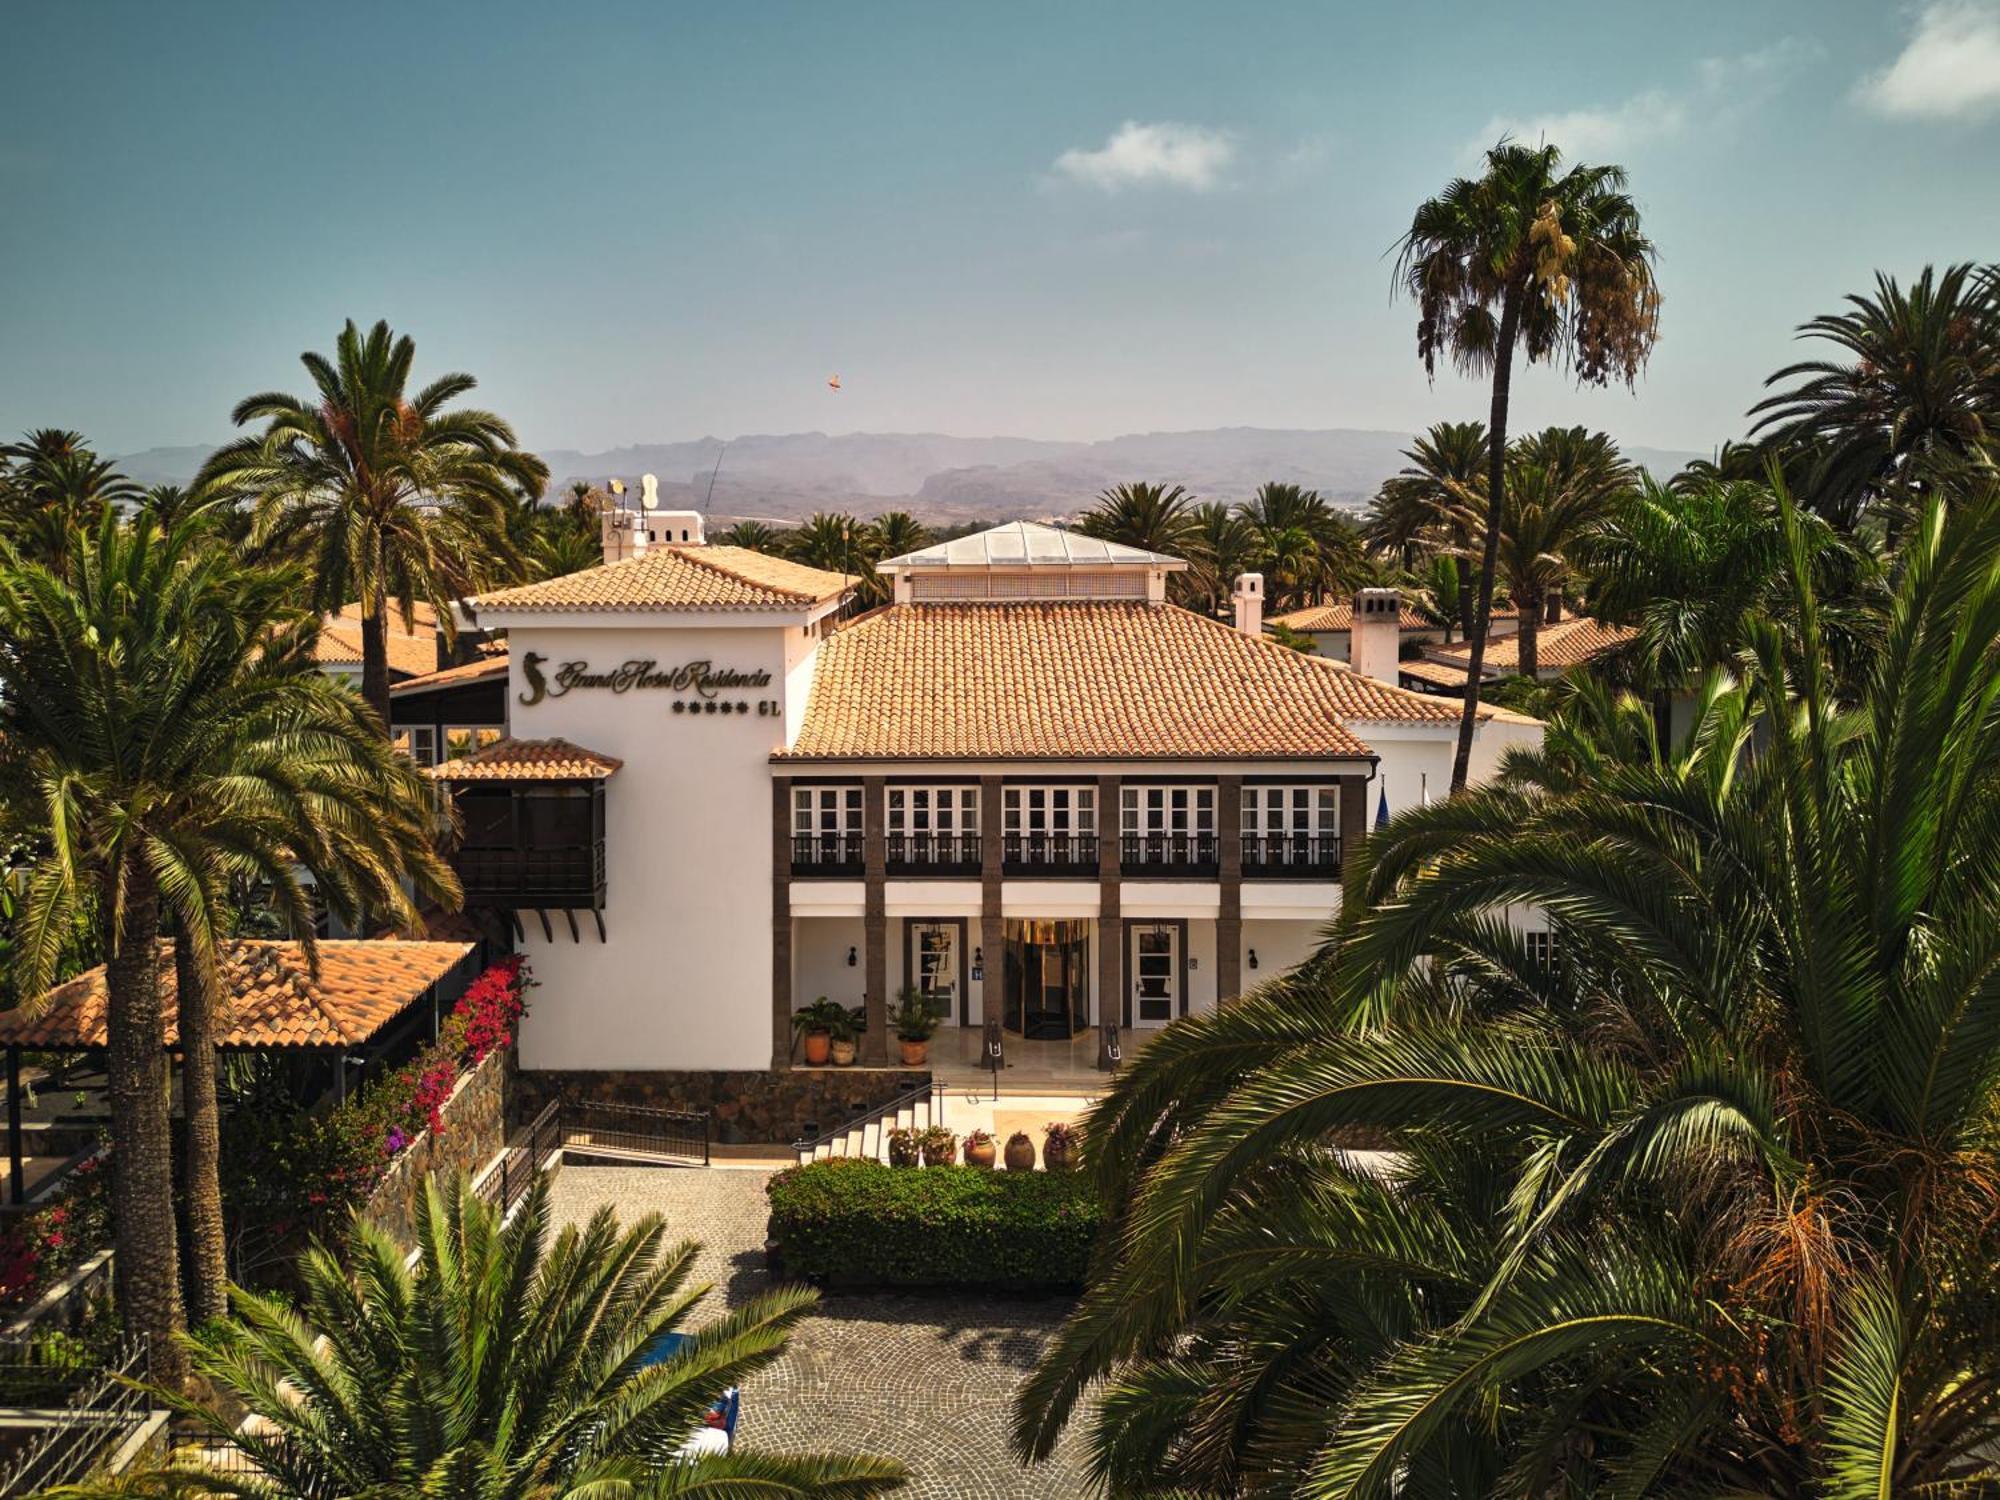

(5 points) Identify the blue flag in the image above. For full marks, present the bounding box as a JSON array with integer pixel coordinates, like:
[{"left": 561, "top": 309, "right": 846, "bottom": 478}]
[{"left": 1375, "top": 784, "right": 1390, "bottom": 830}]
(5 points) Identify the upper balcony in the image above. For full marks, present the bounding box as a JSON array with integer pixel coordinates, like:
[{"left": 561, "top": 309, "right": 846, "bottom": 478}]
[
  {"left": 1120, "top": 833, "right": 1219, "bottom": 878},
  {"left": 1241, "top": 832, "right": 1341, "bottom": 879},
  {"left": 792, "top": 833, "right": 864, "bottom": 877},
  {"left": 1003, "top": 833, "right": 1101, "bottom": 877},
  {"left": 886, "top": 832, "right": 981, "bottom": 876}
]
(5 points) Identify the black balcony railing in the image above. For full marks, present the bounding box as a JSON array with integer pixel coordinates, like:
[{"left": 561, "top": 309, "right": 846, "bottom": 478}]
[
  {"left": 1121, "top": 832, "right": 1219, "bottom": 875},
  {"left": 1241, "top": 833, "right": 1342, "bottom": 877},
  {"left": 1002, "top": 832, "right": 1101, "bottom": 876},
  {"left": 885, "top": 832, "right": 982, "bottom": 874},
  {"left": 457, "top": 843, "right": 606, "bottom": 908},
  {"left": 792, "top": 832, "right": 864, "bottom": 875}
]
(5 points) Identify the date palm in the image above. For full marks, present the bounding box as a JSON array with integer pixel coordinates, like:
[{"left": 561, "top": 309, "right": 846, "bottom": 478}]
[
  {"left": 1492, "top": 428, "right": 1631, "bottom": 677},
  {"left": 1396, "top": 141, "right": 1660, "bottom": 792},
  {"left": 1236, "top": 482, "right": 1364, "bottom": 610},
  {"left": 870, "top": 510, "right": 930, "bottom": 563},
  {"left": 1014, "top": 482, "right": 2000, "bottom": 1494},
  {"left": 1076, "top": 481, "right": 1198, "bottom": 558},
  {"left": 783, "top": 512, "right": 876, "bottom": 606},
  {"left": 1365, "top": 422, "right": 1488, "bottom": 635},
  {"left": 200, "top": 319, "right": 548, "bottom": 730},
  {"left": 1182, "top": 501, "right": 1260, "bottom": 617},
  {"left": 0, "top": 514, "right": 456, "bottom": 1376},
  {"left": 1751, "top": 262, "right": 2000, "bottom": 532},
  {"left": 67, "top": 1173, "right": 907, "bottom": 1498},
  {"left": 0, "top": 429, "right": 143, "bottom": 570},
  {"left": 712, "top": 519, "right": 779, "bottom": 551}
]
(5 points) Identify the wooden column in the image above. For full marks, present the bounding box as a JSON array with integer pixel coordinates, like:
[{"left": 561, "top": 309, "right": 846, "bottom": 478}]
[
  {"left": 7, "top": 1046, "right": 22, "bottom": 1206},
  {"left": 771, "top": 776, "right": 794, "bottom": 1068},
  {"left": 980, "top": 776, "right": 1004, "bottom": 1032},
  {"left": 1339, "top": 775, "right": 1370, "bottom": 889},
  {"left": 1097, "top": 775, "right": 1122, "bottom": 1054},
  {"left": 862, "top": 777, "right": 889, "bottom": 1065},
  {"left": 1217, "top": 775, "right": 1243, "bottom": 1003}
]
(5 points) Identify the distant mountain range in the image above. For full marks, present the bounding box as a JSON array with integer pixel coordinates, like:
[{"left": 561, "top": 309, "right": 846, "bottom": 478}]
[{"left": 115, "top": 427, "right": 1702, "bottom": 526}]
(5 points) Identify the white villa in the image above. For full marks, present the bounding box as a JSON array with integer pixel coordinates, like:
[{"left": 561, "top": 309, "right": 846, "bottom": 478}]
[{"left": 428, "top": 500, "right": 1541, "bottom": 1097}]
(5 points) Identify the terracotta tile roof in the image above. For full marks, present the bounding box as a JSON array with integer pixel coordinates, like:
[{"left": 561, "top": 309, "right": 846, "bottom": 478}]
[
  {"left": 315, "top": 603, "right": 445, "bottom": 679},
  {"left": 781, "top": 601, "right": 1498, "bottom": 763},
  {"left": 391, "top": 653, "right": 510, "bottom": 696},
  {"left": 429, "top": 737, "right": 623, "bottom": 781},
  {"left": 1398, "top": 656, "right": 1477, "bottom": 688},
  {"left": 1428, "top": 616, "right": 1637, "bottom": 674},
  {"left": 469, "top": 546, "right": 852, "bottom": 613},
  {"left": 1269, "top": 601, "right": 1438, "bottom": 632},
  {"left": 0, "top": 940, "right": 474, "bottom": 1050}
]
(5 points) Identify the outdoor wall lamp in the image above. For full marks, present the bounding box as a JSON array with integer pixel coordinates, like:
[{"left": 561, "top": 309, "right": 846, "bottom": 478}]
[
  {"left": 1248, "top": 948, "right": 1260, "bottom": 970},
  {"left": 972, "top": 946, "right": 983, "bottom": 967},
  {"left": 846, "top": 946, "right": 857, "bottom": 967}
]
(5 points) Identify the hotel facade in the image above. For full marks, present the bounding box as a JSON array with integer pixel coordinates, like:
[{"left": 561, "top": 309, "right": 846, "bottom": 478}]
[{"left": 433, "top": 510, "right": 1540, "bottom": 1092}]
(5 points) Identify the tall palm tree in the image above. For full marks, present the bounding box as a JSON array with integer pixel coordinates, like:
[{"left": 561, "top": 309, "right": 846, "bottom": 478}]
[
  {"left": 74, "top": 1173, "right": 907, "bottom": 1498},
  {"left": 0, "top": 430, "right": 143, "bottom": 570},
  {"left": 0, "top": 514, "right": 456, "bottom": 1376},
  {"left": 200, "top": 320, "right": 549, "bottom": 730},
  {"left": 1014, "top": 484, "right": 2000, "bottom": 1493},
  {"left": 1076, "top": 481, "right": 1198, "bottom": 557},
  {"left": 712, "top": 519, "right": 779, "bottom": 551},
  {"left": 1181, "top": 501, "right": 1260, "bottom": 617},
  {"left": 783, "top": 512, "right": 878, "bottom": 606},
  {"left": 1750, "top": 262, "right": 2000, "bottom": 532},
  {"left": 1365, "top": 422, "right": 1489, "bottom": 634},
  {"left": 870, "top": 510, "right": 930, "bottom": 563},
  {"left": 1396, "top": 141, "right": 1661, "bottom": 792}
]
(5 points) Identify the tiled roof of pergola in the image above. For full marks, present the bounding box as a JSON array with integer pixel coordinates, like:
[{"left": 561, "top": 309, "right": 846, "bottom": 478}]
[{"left": 429, "top": 737, "right": 623, "bottom": 781}]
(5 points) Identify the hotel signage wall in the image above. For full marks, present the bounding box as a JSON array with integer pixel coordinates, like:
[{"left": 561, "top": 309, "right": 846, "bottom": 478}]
[{"left": 517, "top": 651, "right": 779, "bottom": 716}]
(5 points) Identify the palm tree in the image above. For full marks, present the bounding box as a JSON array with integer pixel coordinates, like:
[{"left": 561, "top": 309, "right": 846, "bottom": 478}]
[
  {"left": 1236, "top": 482, "right": 1364, "bottom": 610},
  {"left": 1014, "top": 483, "right": 2000, "bottom": 1493},
  {"left": 73, "top": 1173, "right": 907, "bottom": 1498},
  {"left": 871, "top": 510, "right": 930, "bottom": 562},
  {"left": 1396, "top": 141, "right": 1661, "bottom": 792},
  {"left": 0, "top": 430, "right": 143, "bottom": 569},
  {"left": 1750, "top": 263, "right": 2000, "bottom": 531},
  {"left": 1364, "top": 422, "right": 1489, "bottom": 633},
  {"left": 1076, "top": 481, "right": 1198, "bottom": 557},
  {"left": 1491, "top": 427, "right": 1631, "bottom": 677},
  {"left": 0, "top": 514, "right": 456, "bottom": 1375},
  {"left": 713, "top": 519, "right": 780, "bottom": 551},
  {"left": 1181, "top": 502, "right": 1260, "bottom": 617},
  {"left": 200, "top": 319, "right": 549, "bottom": 730},
  {"left": 783, "top": 512, "right": 879, "bottom": 606}
]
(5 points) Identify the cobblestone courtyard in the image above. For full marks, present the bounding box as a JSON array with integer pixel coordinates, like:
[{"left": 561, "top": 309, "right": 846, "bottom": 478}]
[{"left": 548, "top": 1164, "right": 1095, "bottom": 1499}]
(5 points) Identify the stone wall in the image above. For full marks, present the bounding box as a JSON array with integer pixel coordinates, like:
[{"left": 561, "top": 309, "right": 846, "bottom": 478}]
[
  {"left": 514, "top": 1068, "right": 930, "bottom": 1145},
  {"left": 362, "top": 1047, "right": 512, "bottom": 1247}
]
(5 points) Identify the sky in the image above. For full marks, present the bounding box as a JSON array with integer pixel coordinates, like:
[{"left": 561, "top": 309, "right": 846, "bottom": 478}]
[{"left": 4, "top": 0, "right": 1999, "bottom": 460}]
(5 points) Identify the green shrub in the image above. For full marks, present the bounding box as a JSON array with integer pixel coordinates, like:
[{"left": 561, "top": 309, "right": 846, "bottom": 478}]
[{"left": 765, "top": 1158, "right": 1103, "bottom": 1292}]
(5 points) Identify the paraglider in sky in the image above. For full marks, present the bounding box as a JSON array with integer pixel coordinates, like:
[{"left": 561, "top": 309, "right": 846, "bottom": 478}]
[{"left": 827, "top": 373, "right": 842, "bottom": 390}]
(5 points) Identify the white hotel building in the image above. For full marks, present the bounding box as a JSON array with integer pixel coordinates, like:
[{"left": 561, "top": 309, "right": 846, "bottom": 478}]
[{"left": 436, "top": 511, "right": 1539, "bottom": 1100}]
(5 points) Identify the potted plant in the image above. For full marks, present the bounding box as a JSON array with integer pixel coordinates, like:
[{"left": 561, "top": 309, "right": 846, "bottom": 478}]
[
  {"left": 962, "top": 1128, "right": 996, "bottom": 1169},
  {"left": 919, "top": 1124, "right": 957, "bottom": 1166},
  {"left": 1042, "top": 1120, "right": 1081, "bottom": 1172},
  {"left": 791, "top": 997, "right": 846, "bottom": 1066},
  {"left": 828, "top": 1005, "right": 862, "bottom": 1067},
  {"left": 885, "top": 1126, "right": 920, "bottom": 1167},
  {"left": 1003, "top": 1130, "right": 1036, "bottom": 1172},
  {"left": 892, "top": 986, "right": 945, "bottom": 1066}
]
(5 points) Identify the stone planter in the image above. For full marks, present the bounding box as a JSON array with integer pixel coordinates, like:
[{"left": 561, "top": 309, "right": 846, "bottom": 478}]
[
  {"left": 898, "top": 1038, "right": 930, "bottom": 1066},
  {"left": 1003, "top": 1132, "right": 1036, "bottom": 1172},
  {"left": 801, "top": 1031, "right": 831, "bottom": 1066},
  {"left": 830, "top": 1038, "right": 858, "bottom": 1066},
  {"left": 964, "top": 1134, "right": 996, "bottom": 1169}
]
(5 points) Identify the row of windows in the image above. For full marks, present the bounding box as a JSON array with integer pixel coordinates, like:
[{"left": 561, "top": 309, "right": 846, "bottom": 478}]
[
  {"left": 392, "top": 725, "right": 504, "bottom": 767},
  {"left": 792, "top": 783, "right": 1339, "bottom": 838}
]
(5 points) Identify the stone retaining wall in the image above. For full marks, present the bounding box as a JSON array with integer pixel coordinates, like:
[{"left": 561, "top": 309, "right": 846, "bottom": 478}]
[
  {"left": 513, "top": 1068, "right": 929, "bottom": 1145},
  {"left": 362, "top": 1047, "right": 512, "bottom": 1246}
]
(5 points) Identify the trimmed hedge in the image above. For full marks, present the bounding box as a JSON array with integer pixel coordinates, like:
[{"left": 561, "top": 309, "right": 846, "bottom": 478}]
[{"left": 766, "top": 1158, "right": 1104, "bottom": 1292}]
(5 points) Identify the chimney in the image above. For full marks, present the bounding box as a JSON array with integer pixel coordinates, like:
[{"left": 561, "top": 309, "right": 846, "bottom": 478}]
[
  {"left": 1232, "top": 573, "right": 1265, "bottom": 637},
  {"left": 1351, "top": 587, "right": 1402, "bottom": 684},
  {"left": 1543, "top": 587, "right": 1564, "bottom": 625}
]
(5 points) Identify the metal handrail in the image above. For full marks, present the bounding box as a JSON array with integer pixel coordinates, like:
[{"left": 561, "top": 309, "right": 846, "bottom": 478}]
[
  {"left": 1240, "top": 833, "right": 1342, "bottom": 874},
  {"left": 0, "top": 1335, "right": 152, "bottom": 1494},
  {"left": 791, "top": 833, "right": 864, "bottom": 871},
  {"left": 564, "top": 1098, "right": 710, "bottom": 1166},
  {"left": 885, "top": 832, "right": 982, "bottom": 870},
  {"left": 790, "top": 1077, "right": 939, "bottom": 1163},
  {"left": 1120, "top": 832, "right": 1219, "bottom": 869},
  {"left": 1001, "top": 833, "right": 1100, "bottom": 870}
]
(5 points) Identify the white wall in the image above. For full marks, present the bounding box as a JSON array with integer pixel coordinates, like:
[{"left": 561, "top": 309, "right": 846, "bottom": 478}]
[
  {"left": 793, "top": 916, "right": 867, "bottom": 1013},
  {"left": 509, "top": 620, "right": 800, "bottom": 1071},
  {"left": 1242, "top": 918, "right": 1323, "bottom": 983}
]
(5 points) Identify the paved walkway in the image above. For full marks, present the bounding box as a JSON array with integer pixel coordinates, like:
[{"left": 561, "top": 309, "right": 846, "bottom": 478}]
[{"left": 548, "top": 1164, "right": 1094, "bottom": 1499}]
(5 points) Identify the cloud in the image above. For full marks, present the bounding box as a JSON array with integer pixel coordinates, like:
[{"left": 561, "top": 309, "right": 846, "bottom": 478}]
[
  {"left": 1051, "top": 121, "right": 1237, "bottom": 192},
  {"left": 1856, "top": 1, "right": 2000, "bottom": 120},
  {"left": 1473, "top": 39, "right": 1814, "bottom": 159}
]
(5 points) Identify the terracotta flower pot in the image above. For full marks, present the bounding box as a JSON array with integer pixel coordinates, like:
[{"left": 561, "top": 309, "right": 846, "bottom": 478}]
[
  {"left": 964, "top": 1136, "right": 996, "bottom": 1169},
  {"left": 830, "top": 1038, "right": 858, "bottom": 1066},
  {"left": 898, "top": 1038, "right": 929, "bottom": 1066},
  {"left": 802, "top": 1031, "right": 831, "bottom": 1066},
  {"left": 1003, "top": 1132, "right": 1036, "bottom": 1172},
  {"left": 1043, "top": 1136, "right": 1075, "bottom": 1172}
]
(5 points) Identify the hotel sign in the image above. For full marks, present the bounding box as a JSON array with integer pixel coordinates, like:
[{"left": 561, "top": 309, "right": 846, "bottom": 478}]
[{"left": 517, "top": 652, "right": 777, "bottom": 716}]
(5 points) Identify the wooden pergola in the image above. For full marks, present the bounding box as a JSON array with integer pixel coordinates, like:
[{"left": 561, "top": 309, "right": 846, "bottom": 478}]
[{"left": 0, "top": 939, "right": 478, "bottom": 1203}]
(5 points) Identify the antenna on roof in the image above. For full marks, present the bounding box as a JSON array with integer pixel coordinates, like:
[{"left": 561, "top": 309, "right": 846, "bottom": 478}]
[
  {"left": 640, "top": 474, "right": 659, "bottom": 511},
  {"left": 701, "top": 442, "right": 728, "bottom": 513}
]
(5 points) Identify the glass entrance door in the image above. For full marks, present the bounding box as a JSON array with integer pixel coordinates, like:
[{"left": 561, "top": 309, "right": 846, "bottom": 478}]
[
  {"left": 1130, "top": 924, "right": 1180, "bottom": 1029},
  {"left": 1002, "top": 919, "right": 1090, "bottom": 1039},
  {"left": 906, "top": 920, "right": 962, "bottom": 1026}
]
